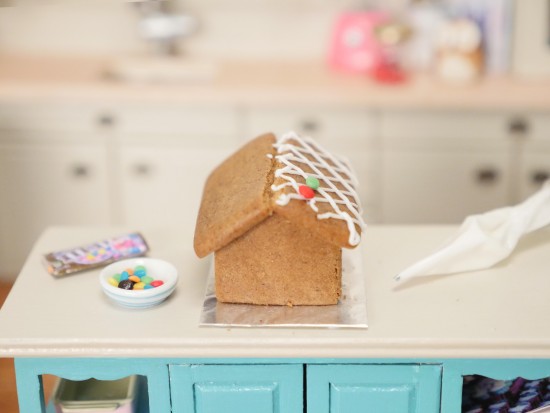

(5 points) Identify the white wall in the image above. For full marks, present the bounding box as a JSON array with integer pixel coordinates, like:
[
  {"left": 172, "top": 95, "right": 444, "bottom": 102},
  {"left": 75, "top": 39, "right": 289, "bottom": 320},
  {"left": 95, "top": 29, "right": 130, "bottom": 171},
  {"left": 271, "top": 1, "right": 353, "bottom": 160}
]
[
  {"left": 0, "top": 0, "right": 380, "bottom": 60},
  {"left": 0, "top": 1, "right": 146, "bottom": 56}
]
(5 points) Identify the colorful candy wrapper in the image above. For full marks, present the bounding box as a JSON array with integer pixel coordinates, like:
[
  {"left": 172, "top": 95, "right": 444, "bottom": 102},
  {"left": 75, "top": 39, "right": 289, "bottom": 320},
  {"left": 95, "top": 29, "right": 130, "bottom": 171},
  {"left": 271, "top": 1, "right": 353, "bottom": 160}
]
[{"left": 43, "top": 233, "right": 149, "bottom": 277}]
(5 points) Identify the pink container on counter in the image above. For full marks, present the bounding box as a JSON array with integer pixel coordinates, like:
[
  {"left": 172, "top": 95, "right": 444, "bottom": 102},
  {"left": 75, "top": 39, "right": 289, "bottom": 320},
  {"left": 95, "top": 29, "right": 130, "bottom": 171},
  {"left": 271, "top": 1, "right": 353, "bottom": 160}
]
[{"left": 328, "top": 11, "right": 388, "bottom": 74}]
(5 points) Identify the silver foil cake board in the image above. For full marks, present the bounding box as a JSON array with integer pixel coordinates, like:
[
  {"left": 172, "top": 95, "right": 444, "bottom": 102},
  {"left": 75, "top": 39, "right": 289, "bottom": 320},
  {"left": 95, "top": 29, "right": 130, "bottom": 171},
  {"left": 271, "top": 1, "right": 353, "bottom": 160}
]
[{"left": 199, "top": 248, "right": 368, "bottom": 329}]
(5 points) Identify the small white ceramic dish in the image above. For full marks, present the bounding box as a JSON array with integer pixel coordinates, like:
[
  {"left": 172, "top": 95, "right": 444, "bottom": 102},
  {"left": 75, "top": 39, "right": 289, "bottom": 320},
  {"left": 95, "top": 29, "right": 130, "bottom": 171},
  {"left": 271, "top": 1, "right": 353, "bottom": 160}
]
[{"left": 99, "top": 258, "right": 178, "bottom": 308}]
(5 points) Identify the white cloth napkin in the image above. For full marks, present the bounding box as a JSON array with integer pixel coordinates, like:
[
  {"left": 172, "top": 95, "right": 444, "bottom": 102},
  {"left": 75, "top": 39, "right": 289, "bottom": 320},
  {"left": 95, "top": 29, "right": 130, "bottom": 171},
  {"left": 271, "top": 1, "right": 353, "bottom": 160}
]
[{"left": 395, "top": 180, "right": 550, "bottom": 282}]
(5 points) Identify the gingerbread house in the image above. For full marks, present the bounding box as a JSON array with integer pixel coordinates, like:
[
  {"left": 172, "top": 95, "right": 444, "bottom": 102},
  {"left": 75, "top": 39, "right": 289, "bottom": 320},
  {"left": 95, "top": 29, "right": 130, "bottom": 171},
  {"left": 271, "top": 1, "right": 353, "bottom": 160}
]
[{"left": 193, "top": 131, "right": 365, "bottom": 306}]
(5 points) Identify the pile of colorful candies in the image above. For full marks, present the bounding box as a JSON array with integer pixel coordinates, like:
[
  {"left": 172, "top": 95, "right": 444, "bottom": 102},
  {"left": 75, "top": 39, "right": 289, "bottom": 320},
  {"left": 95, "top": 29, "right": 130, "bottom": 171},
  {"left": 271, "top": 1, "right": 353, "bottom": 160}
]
[
  {"left": 107, "top": 265, "right": 164, "bottom": 291},
  {"left": 462, "top": 375, "right": 550, "bottom": 413}
]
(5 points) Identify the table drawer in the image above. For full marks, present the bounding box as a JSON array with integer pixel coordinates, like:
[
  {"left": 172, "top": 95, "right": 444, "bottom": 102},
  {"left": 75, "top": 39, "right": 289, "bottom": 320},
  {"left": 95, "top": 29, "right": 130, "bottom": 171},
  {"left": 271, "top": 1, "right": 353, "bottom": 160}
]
[
  {"left": 169, "top": 364, "right": 303, "bottom": 413},
  {"left": 308, "top": 364, "right": 442, "bottom": 413},
  {"left": 380, "top": 111, "right": 508, "bottom": 141},
  {"left": 114, "top": 105, "right": 240, "bottom": 136},
  {"left": 244, "top": 107, "right": 376, "bottom": 142},
  {"left": 0, "top": 103, "right": 101, "bottom": 132}
]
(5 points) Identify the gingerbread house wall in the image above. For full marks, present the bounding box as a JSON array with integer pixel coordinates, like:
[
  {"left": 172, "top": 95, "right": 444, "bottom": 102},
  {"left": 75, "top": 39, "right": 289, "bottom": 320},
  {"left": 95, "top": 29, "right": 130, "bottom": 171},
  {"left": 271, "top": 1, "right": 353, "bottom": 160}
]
[{"left": 214, "top": 213, "right": 342, "bottom": 306}]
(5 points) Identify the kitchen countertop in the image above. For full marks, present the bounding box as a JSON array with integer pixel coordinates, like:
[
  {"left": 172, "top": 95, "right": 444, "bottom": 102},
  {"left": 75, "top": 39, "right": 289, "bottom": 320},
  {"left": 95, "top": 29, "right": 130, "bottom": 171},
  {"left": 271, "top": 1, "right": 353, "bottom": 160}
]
[
  {"left": 0, "top": 224, "right": 549, "bottom": 359},
  {"left": 2, "top": 55, "right": 550, "bottom": 109}
]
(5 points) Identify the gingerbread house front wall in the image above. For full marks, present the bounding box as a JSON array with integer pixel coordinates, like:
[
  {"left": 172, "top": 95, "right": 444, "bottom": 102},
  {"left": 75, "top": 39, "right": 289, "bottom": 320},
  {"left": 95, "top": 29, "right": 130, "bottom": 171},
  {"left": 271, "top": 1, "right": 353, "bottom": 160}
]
[{"left": 214, "top": 213, "right": 342, "bottom": 306}]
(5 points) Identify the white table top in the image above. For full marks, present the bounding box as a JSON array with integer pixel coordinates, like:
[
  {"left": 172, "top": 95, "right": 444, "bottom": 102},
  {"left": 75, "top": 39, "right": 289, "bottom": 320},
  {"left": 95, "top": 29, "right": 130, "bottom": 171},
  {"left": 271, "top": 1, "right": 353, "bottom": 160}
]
[{"left": 0, "top": 225, "right": 549, "bottom": 359}]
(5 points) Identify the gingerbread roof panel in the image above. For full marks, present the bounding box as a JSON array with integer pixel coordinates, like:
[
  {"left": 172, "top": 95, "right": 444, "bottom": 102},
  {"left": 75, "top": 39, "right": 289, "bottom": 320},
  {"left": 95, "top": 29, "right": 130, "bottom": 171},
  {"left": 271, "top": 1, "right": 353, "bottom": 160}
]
[
  {"left": 193, "top": 133, "right": 277, "bottom": 257},
  {"left": 270, "top": 132, "right": 366, "bottom": 248}
]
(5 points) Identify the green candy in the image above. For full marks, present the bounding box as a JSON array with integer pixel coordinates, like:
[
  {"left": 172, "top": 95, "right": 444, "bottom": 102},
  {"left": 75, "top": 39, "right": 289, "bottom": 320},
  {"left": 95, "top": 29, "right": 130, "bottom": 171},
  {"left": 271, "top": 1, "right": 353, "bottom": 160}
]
[
  {"left": 112, "top": 273, "right": 121, "bottom": 282},
  {"left": 306, "top": 176, "right": 320, "bottom": 190},
  {"left": 141, "top": 276, "right": 154, "bottom": 285}
]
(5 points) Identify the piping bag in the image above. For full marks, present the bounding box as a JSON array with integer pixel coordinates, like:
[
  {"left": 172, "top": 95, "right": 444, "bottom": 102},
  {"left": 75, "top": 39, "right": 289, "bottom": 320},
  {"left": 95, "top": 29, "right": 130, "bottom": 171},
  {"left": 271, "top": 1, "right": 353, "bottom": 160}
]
[{"left": 395, "top": 180, "right": 550, "bottom": 283}]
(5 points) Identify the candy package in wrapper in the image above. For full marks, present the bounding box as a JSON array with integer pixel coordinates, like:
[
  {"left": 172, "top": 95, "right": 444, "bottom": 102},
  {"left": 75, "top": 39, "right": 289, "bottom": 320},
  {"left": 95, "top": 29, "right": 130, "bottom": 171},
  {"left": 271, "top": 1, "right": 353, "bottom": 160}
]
[{"left": 43, "top": 233, "right": 149, "bottom": 277}]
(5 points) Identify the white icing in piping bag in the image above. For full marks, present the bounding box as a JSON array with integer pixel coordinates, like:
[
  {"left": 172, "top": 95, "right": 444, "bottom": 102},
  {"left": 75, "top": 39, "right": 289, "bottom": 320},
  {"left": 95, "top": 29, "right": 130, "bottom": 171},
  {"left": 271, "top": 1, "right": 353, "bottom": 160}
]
[{"left": 395, "top": 180, "right": 550, "bottom": 282}]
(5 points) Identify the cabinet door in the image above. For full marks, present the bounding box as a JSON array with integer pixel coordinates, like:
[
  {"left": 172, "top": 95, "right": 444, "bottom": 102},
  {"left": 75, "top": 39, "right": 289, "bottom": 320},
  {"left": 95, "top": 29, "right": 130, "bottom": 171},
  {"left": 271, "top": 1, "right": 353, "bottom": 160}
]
[
  {"left": 380, "top": 111, "right": 511, "bottom": 224},
  {"left": 519, "top": 147, "right": 550, "bottom": 200},
  {"left": 170, "top": 364, "right": 303, "bottom": 413},
  {"left": 243, "top": 107, "right": 376, "bottom": 142},
  {"left": 517, "top": 114, "right": 550, "bottom": 201},
  {"left": 307, "top": 364, "right": 441, "bottom": 413},
  {"left": 0, "top": 138, "right": 110, "bottom": 277},
  {"left": 381, "top": 146, "right": 511, "bottom": 223},
  {"left": 117, "top": 143, "right": 233, "bottom": 235}
]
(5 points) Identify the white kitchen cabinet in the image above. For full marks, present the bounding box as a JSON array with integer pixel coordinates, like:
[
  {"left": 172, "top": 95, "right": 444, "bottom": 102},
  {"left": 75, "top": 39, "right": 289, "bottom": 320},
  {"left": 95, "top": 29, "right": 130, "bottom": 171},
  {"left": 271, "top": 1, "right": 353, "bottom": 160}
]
[
  {"left": 1, "top": 102, "right": 548, "bottom": 279},
  {"left": 517, "top": 114, "right": 550, "bottom": 200},
  {"left": 243, "top": 106, "right": 376, "bottom": 142},
  {"left": 380, "top": 111, "right": 514, "bottom": 223},
  {"left": 114, "top": 105, "right": 239, "bottom": 137},
  {"left": 113, "top": 105, "right": 241, "bottom": 237},
  {"left": 0, "top": 103, "right": 102, "bottom": 133},
  {"left": 0, "top": 131, "right": 110, "bottom": 278},
  {"left": 0, "top": 103, "right": 241, "bottom": 280},
  {"left": 380, "top": 111, "right": 508, "bottom": 141},
  {"left": 116, "top": 139, "right": 234, "bottom": 238},
  {"left": 519, "top": 147, "right": 550, "bottom": 200},
  {"left": 381, "top": 143, "right": 511, "bottom": 223},
  {"left": 244, "top": 107, "right": 381, "bottom": 222}
]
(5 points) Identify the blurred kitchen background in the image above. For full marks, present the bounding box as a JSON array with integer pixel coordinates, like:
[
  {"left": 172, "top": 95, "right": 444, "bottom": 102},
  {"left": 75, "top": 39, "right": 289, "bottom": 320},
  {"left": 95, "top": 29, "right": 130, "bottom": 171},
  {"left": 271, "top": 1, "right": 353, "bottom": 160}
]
[{"left": 0, "top": 0, "right": 550, "bottom": 282}]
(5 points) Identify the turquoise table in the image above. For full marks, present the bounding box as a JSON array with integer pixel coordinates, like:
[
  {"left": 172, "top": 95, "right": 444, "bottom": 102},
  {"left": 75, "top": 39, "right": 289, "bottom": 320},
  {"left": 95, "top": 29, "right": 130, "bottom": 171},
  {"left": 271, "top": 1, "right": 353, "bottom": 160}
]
[{"left": 1, "top": 226, "right": 549, "bottom": 413}]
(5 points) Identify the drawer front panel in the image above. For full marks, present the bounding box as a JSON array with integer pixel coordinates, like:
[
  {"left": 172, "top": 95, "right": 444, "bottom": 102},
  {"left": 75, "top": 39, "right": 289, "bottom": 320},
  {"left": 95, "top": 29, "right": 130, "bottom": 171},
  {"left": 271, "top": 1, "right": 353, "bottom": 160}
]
[
  {"left": 115, "top": 105, "right": 239, "bottom": 136},
  {"left": 170, "top": 364, "right": 303, "bottom": 413},
  {"left": 0, "top": 103, "right": 101, "bottom": 132},
  {"left": 380, "top": 111, "right": 507, "bottom": 141},
  {"left": 307, "top": 364, "right": 441, "bottom": 413},
  {"left": 244, "top": 107, "right": 376, "bottom": 143},
  {"left": 381, "top": 147, "right": 511, "bottom": 223}
]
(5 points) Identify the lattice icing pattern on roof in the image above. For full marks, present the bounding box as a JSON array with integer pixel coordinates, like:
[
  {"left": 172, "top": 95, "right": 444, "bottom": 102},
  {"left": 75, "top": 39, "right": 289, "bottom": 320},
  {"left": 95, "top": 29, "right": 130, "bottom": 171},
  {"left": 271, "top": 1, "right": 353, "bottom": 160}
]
[{"left": 271, "top": 131, "right": 366, "bottom": 246}]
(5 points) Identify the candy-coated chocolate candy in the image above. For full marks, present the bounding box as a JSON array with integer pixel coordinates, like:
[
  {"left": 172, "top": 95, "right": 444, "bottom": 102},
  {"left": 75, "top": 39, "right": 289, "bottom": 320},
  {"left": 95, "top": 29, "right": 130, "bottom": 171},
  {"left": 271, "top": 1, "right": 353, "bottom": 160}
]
[
  {"left": 306, "top": 176, "right": 320, "bottom": 190},
  {"left": 299, "top": 185, "right": 315, "bottom": 199},
  {"left": 150, "top": 280, "right": 164, "bottom": 288},
  {"left": 135, "top": 265, "right": 146, "bottom": 272},
  {"left": 108, "top": 277, "right": 118, "bottom": 287},
  {"left": 133, "top": 282, "right": 145, "bottom": 290},
  {"left": 118, "top": 279, "right": 135, "bottom": 290},
  {"left": 129, "top": 275, "right": 141, "bottom": 283},
  {"left": 134, "top": 269, "right": 146, "bottom": 278},
  {"left": 144, "top": 284, "right": 154, "bottom": 289},
  {"left": 125, "top": 268, "right": 134, "bottom": 276},
  {"left": 112, "top": 273, "right": 121, "bottom": 282},
  {"left": 120, "top": 271, "right": 129, "bottom": 281},
  {"left": 141, "top": 276, "right": 153, "bottom": 285}
]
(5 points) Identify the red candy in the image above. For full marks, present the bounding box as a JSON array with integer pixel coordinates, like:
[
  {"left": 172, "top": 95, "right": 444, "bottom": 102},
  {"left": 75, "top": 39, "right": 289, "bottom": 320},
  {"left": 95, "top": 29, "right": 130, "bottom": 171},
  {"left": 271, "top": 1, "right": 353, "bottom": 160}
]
[
  {"left": 150, "top": 280, "right": 164, "bottom": 287},
  {"left": 299, "top": 185, "right": 315, "bottom": 199}
]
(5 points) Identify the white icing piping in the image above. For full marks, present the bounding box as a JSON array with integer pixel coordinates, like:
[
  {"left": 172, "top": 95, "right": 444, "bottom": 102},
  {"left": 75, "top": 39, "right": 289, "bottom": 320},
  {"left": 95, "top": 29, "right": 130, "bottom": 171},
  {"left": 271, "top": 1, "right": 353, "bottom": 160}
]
[{"left": 271, "top": 131, "right": 366, "bottom": 246}]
